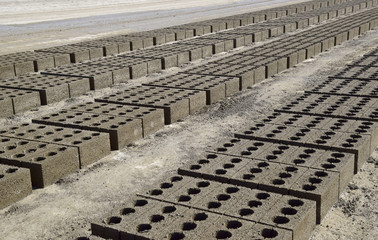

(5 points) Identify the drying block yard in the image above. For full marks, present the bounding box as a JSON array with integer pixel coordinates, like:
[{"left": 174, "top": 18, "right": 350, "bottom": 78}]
[{"left": 0, "top": 0, "right": 377, "bottom": 239}]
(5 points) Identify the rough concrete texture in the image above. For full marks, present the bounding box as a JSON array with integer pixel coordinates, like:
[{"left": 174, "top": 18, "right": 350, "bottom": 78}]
[
  {"left": 0, "top": 88, "right": 41, "bottom": 115},
  {"left": 0, "top": 123, "right": 111, "bottom": 168},
  {"left": 0, "top": 0, "right": 377, "bottom": 238},
  {"left": 144, "top": 73, "right": 240, "bottom": 105},
  {"left": 259, "top": 195, "right": 316, "bottom": 240},
  {"left": 42, "top": 64, "right": 117, "bottom": 90},
  {"left": 0, "top": 164, "right": 32, "bottom": 209},
  {"left": 95, "top": 85, "right": 206, "bottom": 124},
  {"left": 32, "top": 110, "right": 143, "bottom": 151},
  {"left": 0, "top": 137, "right": 79, "bottom": 188},
  {"left": 0, "top": 74, "right": 90, "bottom": 105},
  {"left": 92, "top": 195, "right": 292, "bottom": 240},
  {"left": 66, "top": 102, "right": 165, "bottom": 137}
]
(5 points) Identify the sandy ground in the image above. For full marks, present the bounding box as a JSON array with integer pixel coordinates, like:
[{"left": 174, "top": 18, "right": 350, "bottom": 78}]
[
  {"left": 0, "top": 11, "right": 377, "bottom": 238},
  {"left": 0, "top": 0, "right": 310, "bottom": 54}
]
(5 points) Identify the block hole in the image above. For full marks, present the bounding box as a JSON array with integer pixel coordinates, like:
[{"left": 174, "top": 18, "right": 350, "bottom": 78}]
[
  {"left": 121, "top": 208, "right": 135, "bottom": 215},
  {"left": 171, "top": 176, "right": 183, "bottom": 182},
  {"left": 279, "top": 172, "right": 291, "bottom": 178},
  {"left": 216, "top": 230, "right": 232, "bottom": 239},
  {"left": 261, "top": 228, "right": 278, "bottom": 238},
  {"left": 137, "top": 224, "right": 152, "bottom": 232},
  {"left": 182, "top": 222, "right": 197, "bottom": 231},
  {"left": 231, "top": 158, "right": 242, "bottom": 163},
  {"left": 273, "top": 216, "right": 290, "bottom": 224},
  {"left": 250, "top": 168, "right": 262, "bottom": 173},
  {"left": 217, "top": 194, "right": 231, "bottom": 201},
  {"left": 188, "top": 188, "right": 201, "bottom": 195},
  {"left": 248, "top": 200, "right": 262, "bottom": 208},
  {"left": 239, "top": 208, "right": 254, "bottom": 216},
  {"left": 223, "top": 163, "right": 235, "bottom": 169},
  {"left": 243, "top": 174, "right": 255, "bottom": 180},
  {"left": 170, "top": 232, "right": 185, "bottom": 240},
  {"left": 281, "top": 207, "right": 297, "bottom": 215},
  {"left": 226, "top": 187, "right": 239, "bottom": 194},
  {"left": 134, "top": 199, "right": 148, "bottom": 207},
  {"left": 162, "top": 206, "right": 176, "bottom": 214},
  {"left": 227, "top": 220, "right": 242, "bottom": 229},
  {"left": 161, "top": 182, "right": 173, "bottom": 189},
  {"left": 208, "top": 201, "right": 221, "bottom": 209},
  {"left": 150, "top": 215, "right": 165, "bottom": 223},
  {"left": 197, "top": 181, "right": 210, "bottom": 188},
  {"left": 303, "top": 184, "right": 317, "bottom": 191},
  {"left": 193, "top": 212, "right": 208, "bottom": 221},
  {"left": 178, "top": 195, "right": 191, "bottom": 202},
  {"left": 273, "top": 179, "right": 285, "bottom": 185},
  {"left": 150, "top": 189, "right": 163, "bottom": 195},
  {"left": 309, "top": 177, "right": 322, "bottom": 184},
  {"left": 107, "top": 216, "right": 121, "bottom": 225}
]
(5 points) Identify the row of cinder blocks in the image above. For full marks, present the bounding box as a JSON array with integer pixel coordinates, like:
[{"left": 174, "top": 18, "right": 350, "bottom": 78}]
[
  {"left": 3, "top": 0, "right": 372, "bottom": 120},
  {"left": 1, "top": 0, "right": 375, "bottom": 212},
  {"left": 1, "top": 0, "right": 368, "bottom": 82},
  {"left": 177, "top": 150, "right": 346, "bottom": 224},
  {"left": 0, "top": 0, "right": 335, "bottom": 80},
  {"left": 0, "top": 74, "right": 91, "bottom": 105},
  {"left": 181, "top": 6, "right": 377, "bottom": 89},
  {"left": 31, "top": 102, "right": 168, "bottom": 151},
  {"left": 235, "top": 122, "right": 375, "bottom": 172},
  {"left": 306, "top": 78, "right": 378, "bottom": 97},
  {"left": 0, "top": 51, "right": 70, "bottom": 80},
  {"left": 275, "top": 93, "right": 377, "bottom": 122},
  {"left": 0, "top": 87, "right": 41, "bottom": 118},
  {"left": 92, "top": 179, "right": 314, "bottom": 240}
]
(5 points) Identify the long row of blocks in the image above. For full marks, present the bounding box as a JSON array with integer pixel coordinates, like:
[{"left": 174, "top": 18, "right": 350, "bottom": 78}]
[
  {"left": 0, "top": 0, "right": 377, "bottom": 211},
  {"left": 1, "top": 0, "right": 376, "bottom": 118},
  {"left": 88, "top": 48, "right": 378, "bottom": 239},
  {"left": 0, "top": 0, "right": 377, "bottom": 225},
  {"left": 0, "top": 0, "right": 346, "bottom": 80}
]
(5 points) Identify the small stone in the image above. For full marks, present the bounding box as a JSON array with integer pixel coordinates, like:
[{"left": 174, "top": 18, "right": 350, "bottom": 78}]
[{"left": 348, "top": 183, "right": 359, "bottom": 190}]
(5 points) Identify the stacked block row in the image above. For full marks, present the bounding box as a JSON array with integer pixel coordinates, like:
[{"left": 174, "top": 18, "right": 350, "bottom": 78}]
[
  {"left": 0, "top": 0, "right": 375, "bottom": 119},
  {"left": 0, "top": 1, "right": 377, "bottom": 221},
  {"left": 0, "top": 0, "right": 342, "bottom": 80},
  {"left": 90, "top": 21, "right": 378, "bottom": 240}
]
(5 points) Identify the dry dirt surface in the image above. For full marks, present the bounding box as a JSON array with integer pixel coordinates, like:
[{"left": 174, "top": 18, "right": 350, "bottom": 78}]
[{"left": 0, "top": 16, "right": 377, "bottom": 239}]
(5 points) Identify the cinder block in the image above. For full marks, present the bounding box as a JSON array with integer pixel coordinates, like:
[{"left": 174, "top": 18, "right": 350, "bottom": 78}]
[
  {"left": 67, "top": 101, "right": 165, "bottom": 137},
  {"left": 92, "top": 194, "right": 292, "bottom": 240},
  {"left": 0, "top": 97, "right": 13, "bottom": 118},
  {"left": 289, "top": 169, "right": 339, "bottom": 223},
  {"left": 237, "top": 120, "right": 373, "bottom": 174},
  {"left": 185, "top": 63, "right": 255, "bottom": 90},
  {"left": 53, "top": 53, "right": 71, "bottom": 67},
  {"left": 0, "top": 74, "right": 71, "bottom": 105},
  {"left": 32, "top": 110, "right": 143, "bottom": 151},
  {"left": 42, "top": 64, "right": 114, "bottom": 90},
  {"left": 266, "top": 59, "right": 278, "bottom": 78},
  {"left": 0, "top": 137, "right": 79, "bottom": 188},
  {"left": 144, "top": 73, "right": 239, "bottom": 105},
  {"left": 33, "top": 55, "right": 55, "bottom": 72},
  {"left": 96, "top": 85, "right": 206, "bottom": 124},
  {"left": 92, "top": 195, "right": 188, "bottom": 240},
  {"left": 0, "top": 164, "right": 32, "bottom": 209},
  {"left": 259, "top": 195, "right": 316, "bottom": 240},
  {"left": 0, "top": 64, "right": 15, "bottom": 79},
  {"left": 14, "top": 61, "right": 35, "bottom": 76},
  {"left": 0, "top": 123, "right": 111, "bottom": 167},
  {"left": 0, "top": 88, "right": 40, "bottom": 114}
]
